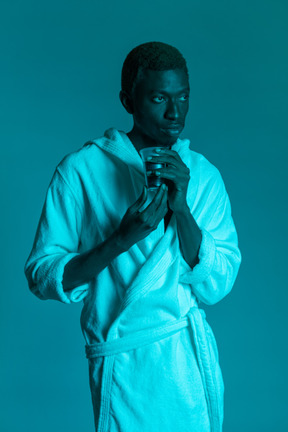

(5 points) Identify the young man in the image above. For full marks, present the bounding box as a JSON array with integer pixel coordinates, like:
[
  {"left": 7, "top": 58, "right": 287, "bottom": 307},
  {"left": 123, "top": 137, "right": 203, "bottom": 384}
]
[{"left": 24, "top": 42, "right": 241, "bottom": 432}]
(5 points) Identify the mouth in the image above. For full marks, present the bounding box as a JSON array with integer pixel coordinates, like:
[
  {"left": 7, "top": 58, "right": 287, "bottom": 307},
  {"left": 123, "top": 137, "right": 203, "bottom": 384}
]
[{"left": 160, "top": 127, "right": 182, "bottom": 137}]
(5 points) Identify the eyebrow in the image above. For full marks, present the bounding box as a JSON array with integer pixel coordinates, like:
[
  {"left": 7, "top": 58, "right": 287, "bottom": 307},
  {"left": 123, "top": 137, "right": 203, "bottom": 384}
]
[{"left": 149, "top": 87, "right": 190, "bottom": 95}]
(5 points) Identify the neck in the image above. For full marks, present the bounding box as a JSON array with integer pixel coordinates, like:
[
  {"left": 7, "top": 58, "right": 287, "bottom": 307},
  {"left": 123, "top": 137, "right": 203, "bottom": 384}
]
[
  {"left": 127, "top": 129, "right": 173, "bottom": 153},
  {"left": 126, "top": 130, "right": 153, "bottom": 154}
]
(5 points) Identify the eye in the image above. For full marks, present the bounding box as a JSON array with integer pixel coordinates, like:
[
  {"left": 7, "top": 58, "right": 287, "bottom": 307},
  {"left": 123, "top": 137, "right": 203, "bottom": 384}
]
[
  {"left": 179, "top": 94, "right": 189, "bottom": 101},
  {"left": 152, "top": 96, "right": 165, "bottom": 103}
]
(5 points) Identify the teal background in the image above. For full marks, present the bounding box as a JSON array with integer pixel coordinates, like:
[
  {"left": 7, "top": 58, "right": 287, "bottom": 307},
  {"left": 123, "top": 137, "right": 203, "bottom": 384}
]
[{"left": 1, "top": 0, "right": 287, "bottom": 431}]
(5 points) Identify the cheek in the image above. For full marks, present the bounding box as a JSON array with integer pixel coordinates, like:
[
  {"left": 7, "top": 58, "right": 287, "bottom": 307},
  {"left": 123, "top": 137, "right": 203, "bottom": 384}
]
[
  {"left": 183, "top": 102, "right": 189, "bottom": 116},
  {"left": 179, "top": 102, "right": 189, "bottom": 115},
  {"left": 135, "top": 106, "right": 162, "bottom": 127}
]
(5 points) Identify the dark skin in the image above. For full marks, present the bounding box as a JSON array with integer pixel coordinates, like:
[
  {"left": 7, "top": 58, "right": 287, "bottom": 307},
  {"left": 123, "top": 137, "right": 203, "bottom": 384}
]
[
  {"left": 118, "top": 68, "right": 202, "bottom": 268},
  {"left": 63, "top": 68, "right": 201, "bottom": 291},
  {"left": 120, "top": 68, "right": 189, "bottom": 151}
]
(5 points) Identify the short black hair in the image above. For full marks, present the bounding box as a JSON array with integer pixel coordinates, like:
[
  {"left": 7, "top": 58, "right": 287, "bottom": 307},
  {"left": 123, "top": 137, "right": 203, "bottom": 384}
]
[{"left": 121, "top": 41, "right": 189, "bottom": 96}]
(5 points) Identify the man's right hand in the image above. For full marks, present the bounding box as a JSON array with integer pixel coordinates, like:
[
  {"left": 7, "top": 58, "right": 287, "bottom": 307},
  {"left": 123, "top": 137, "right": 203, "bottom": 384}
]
[
  {"left": 62, "top": 185, "right": 168, "bottom": 291},
  {"left": 115, "top": 184, "right": 169, "bottom": 251}
]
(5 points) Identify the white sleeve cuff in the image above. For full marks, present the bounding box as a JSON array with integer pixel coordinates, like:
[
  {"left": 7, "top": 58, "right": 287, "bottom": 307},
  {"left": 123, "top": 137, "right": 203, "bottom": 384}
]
[
  {"left": 31, "top": 253, "right": 89, "bottom": 304},
  {"left": 179, "top": 229, "right": 216, "bottom": 285},
  {"left": 65, "top": 283, "right": 90, "bottom": 303}
]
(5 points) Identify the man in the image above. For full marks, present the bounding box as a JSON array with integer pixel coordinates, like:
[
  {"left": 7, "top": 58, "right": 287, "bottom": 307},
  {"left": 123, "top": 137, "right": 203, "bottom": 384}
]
[{"left": 24, "top": 41, "right": 241, "bottom": 432}]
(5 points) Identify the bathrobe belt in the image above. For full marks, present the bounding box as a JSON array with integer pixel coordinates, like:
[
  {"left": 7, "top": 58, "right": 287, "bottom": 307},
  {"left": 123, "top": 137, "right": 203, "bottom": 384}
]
[
  {"left": 85, "top": 307, "right": 222, "bottom": 432},
  {"left": 85, "top": 315, "right": 189, "bottom": 358}
]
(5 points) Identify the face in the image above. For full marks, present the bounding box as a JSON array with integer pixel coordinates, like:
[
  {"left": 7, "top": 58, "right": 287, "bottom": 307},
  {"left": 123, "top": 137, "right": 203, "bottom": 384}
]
[{"left": 122, "top": 68, "right": 190, "bottom": 149}]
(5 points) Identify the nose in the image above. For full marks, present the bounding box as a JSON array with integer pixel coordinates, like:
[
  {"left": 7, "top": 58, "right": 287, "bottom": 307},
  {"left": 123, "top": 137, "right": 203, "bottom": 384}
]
[{"left": 164, "top": 99, "right": 180, "bottom": 120}]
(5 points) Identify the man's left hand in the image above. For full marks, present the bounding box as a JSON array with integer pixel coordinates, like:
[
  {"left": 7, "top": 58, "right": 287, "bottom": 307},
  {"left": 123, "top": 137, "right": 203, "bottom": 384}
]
[{"left": 146, "top": 149, "right": 190, "bottom": 213}]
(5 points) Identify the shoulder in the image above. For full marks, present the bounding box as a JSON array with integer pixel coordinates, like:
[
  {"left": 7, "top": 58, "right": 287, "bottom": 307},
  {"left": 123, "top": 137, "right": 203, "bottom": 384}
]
[
  {"left": 52, "top": 140, "right": 109, "bottom": 192},
  {"left": 183, "top": 146, "right": 224, "bottom": 192},
  {"left": 176, "top": 138, "right": 222, "bottom": 185},
  {"left": 177, "top": 143, "right": 228, "bottom": 215},
  {"left": 46, "top": 141, "right": 104, "bottom": 205},
  {"left": 55, "top": 142, "right": 98, "bottom": 179}
]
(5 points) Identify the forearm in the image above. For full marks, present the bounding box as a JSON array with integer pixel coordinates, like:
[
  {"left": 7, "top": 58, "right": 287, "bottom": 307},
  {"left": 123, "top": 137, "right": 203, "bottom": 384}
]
[
  {"left": 62, "top": 231, "right": 126, "bottom": 291},
  {"left": 174, "top": 204, "right": 202, "bottom": 269}
]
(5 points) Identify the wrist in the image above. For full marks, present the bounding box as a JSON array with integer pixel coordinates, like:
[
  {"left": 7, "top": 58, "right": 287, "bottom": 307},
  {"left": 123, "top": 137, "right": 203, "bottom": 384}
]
[
  {"left": 173, "top": 203, "right": 190, "bottom": 217},
  {"left": 111, "top": 229, "right": 130, "bottom": 254}
]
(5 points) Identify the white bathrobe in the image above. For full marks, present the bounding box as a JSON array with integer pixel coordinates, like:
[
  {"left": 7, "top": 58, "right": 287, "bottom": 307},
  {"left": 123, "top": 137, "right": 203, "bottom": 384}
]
[{"left": 24, "top": 128, "right": 241, "bottom": 432}]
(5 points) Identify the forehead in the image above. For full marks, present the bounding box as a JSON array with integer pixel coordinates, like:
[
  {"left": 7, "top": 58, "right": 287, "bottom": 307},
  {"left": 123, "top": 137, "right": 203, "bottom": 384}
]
[{"left": 136, "top": 68, "right": 189, "bottom": 93}]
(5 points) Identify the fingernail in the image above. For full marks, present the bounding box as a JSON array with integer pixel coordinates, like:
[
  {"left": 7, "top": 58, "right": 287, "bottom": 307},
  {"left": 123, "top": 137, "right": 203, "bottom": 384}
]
[
  {"left": 146, "top": 156, "right": 152, "bottom": 160},
  {"left": 155, "top": 149, "right": 161, "bottom": 153}
]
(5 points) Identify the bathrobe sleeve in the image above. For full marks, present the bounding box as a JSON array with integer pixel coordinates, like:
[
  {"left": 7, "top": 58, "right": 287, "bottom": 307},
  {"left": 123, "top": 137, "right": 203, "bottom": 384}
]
[
  {"left": 179, "top": 168, "right": 241, "bottom": 305},
  {"left": 24, "top": 168, "right": 89, "bottom": 304}
]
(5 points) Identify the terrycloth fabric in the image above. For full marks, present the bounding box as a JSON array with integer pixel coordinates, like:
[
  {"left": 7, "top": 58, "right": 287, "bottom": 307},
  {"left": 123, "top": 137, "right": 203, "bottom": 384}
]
[{"left": 24, "top": 128, "right": 241, "bottom": 431}]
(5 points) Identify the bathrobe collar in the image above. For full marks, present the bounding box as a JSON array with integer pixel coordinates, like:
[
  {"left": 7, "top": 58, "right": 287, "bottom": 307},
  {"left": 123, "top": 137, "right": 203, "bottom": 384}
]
[{"left": 91, "top": 127, "right": 191, "bottom": 171}]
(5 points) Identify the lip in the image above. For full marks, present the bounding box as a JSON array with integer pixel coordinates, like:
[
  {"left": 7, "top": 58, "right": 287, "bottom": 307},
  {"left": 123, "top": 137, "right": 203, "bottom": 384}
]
[
  {"left": 161, "top": 128, "right": 181, "bottom": 136},
  {"left": 165, "top": 124, "right": 183, "bottom": 129}
]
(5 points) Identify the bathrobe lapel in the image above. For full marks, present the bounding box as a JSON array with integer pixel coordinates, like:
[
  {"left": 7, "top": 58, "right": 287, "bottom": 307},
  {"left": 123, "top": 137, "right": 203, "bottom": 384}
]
[{"left": 91, "top": 128, "right": 183, "bottom": 312}]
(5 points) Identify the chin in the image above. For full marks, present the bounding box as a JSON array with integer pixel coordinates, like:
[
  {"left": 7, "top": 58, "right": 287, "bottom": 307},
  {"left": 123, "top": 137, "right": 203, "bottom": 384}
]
[{"left": 158, "top": 135, "right": 179, "bottom": 147}]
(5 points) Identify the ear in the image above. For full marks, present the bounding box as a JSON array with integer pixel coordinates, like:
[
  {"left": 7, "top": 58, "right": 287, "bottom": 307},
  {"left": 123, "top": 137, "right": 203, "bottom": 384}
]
[{"left": 119, "top": 90, "right": 134, "bottom": 114}]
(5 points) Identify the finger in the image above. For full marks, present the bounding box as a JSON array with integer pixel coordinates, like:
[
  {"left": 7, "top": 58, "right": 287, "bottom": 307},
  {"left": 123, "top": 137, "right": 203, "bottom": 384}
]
[
  {"left": 147, "top": 157, "right": 180, "bottom": 169},
  {"left": 143, "top": 184, "right": 166, "bottom": 213},
  {"left": 130, "top": 186, "right": 147, "bottom": 210},
  {"left": 156, "top": 187, "right": 168, "bottom": 214},
  {"left": 143, "top": 186, "right": 167, "bottom": 227},
  {"left": 154, "top": 169, "right": 176, "bottom": 180},
  {"left": 152, "top": 192, "right": 168, "bottom": 226},
  {"left": 137, "top": 185, "right": 148, "bottom": 206},
  {"left": 156, "top": 149, "right": 182, "bottom": 161},
  {"left": 151, "top": 185, "right": 168, "bottom": 213},
  {"left": 149, "top": 151, "right": 187, "bottom": 170},
  {"left": 152, "top": 184, "right": 167, "bottom": 204}
]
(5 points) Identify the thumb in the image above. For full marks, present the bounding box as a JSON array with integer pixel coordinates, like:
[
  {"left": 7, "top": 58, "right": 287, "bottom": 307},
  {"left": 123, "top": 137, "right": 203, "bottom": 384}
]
[
  {"left": 143, "top": 185, "right": 148, "bottom": 196},
  {"left": 138, "top": 185, "right": 147, "bottom": 204},
  {"left": 131, "top": 186, "right": 147, "bottom": 211}
]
